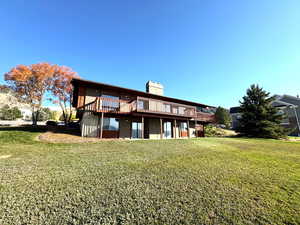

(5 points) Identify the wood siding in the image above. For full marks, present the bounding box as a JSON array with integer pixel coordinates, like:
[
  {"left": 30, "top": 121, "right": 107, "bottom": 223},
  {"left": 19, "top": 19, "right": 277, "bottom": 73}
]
[{"left": 77, "top": 86, "right": 86, "bottom": 108}]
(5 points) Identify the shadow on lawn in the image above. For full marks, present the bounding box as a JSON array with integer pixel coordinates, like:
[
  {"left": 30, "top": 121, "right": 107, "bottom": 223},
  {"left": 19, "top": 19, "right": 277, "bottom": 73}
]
[
  {"left": 0, "top": 125, "right": 47, "bottom": 133},
  {"left": 0, "top": 125, "right": 81, "bottom": 136}
]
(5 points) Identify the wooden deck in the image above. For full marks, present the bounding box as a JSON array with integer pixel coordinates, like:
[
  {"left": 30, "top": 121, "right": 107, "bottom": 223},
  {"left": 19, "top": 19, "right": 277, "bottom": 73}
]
[{"left": 77, "top": 96, "right": 215, "bottom": 122}]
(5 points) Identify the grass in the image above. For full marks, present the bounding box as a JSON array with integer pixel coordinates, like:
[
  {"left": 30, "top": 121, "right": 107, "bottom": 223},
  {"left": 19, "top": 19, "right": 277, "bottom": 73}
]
[
  {"left": 0, "top": 127, "right": 300, "bottom": 225},
  {"left": 288, "top": 136, "right": 300, "bottom": 141}
]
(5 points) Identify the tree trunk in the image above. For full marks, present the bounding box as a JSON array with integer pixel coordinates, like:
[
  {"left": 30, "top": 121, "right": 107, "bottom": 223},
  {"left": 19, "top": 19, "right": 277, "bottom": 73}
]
[
  {"left": 32, "top": 111, "right": 39, "bottom": 126},
  {"left": 32, "top": 112, "right": 36, "bottom": 125},
  {"left": 68, "top": 111, "right": 73, "bottom": 124},
  {"left": 62, "top": 110, "right": 67, "bottom": 126}
]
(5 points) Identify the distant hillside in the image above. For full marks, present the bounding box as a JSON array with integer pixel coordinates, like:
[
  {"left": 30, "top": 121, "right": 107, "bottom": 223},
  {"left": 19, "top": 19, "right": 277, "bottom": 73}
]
[
  {"left": 0, "top": 86, "right": 31, "bottom": 110},
  {"left": 0, "top": 84, "right": 11, "bottom": 94},
  {"left": 0, "top": 85, "right": 66, "bottom": 121}
]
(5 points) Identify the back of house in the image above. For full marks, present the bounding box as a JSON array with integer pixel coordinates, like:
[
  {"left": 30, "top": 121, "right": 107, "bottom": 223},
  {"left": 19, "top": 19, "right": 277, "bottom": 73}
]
[{"left": 71, "top": 78, "right": 216, "bottom": 139}]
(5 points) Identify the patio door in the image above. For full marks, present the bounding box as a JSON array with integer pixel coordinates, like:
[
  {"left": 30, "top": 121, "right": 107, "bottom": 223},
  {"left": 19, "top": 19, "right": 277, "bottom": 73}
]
[
  {"left": 180, "top": 122, "right": 188, "bottom": 137},
  {"left": 164, "top": 121, "right": 172, "bottom": 139},
  {"left": 131, "top": 122, "right": 142, "bottom": 139}
]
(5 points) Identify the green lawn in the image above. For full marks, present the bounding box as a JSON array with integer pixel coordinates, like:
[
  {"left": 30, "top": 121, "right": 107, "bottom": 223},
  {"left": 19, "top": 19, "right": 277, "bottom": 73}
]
[{"left": 0, "top": 127, "right": 300, "bottom": 225}]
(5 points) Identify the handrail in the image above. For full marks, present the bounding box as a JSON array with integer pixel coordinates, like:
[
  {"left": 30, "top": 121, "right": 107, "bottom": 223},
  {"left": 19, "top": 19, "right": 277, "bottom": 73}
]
[
  {"left": 136, "top": 96, "right": 197, "bottom": 117},
  {"left": 196, "top": 112, "right": 215, "bottom": 122},
  {"left": 77, "top": 96, "right": 215, "bottom": 122},
  {"left": 77, "top": 97, "right": 135, "bottom": 113}
]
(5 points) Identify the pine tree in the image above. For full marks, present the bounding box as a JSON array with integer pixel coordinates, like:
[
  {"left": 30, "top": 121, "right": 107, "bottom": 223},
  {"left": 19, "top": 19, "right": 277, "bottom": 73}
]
[{"left": 237, "top": 84, "right": 287, "bottom": 139}]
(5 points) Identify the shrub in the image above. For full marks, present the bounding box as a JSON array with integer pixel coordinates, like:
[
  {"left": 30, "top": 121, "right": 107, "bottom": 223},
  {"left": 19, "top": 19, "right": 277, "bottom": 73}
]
[
  {"left": 205, "top": 125, "right": 227, "bottom": 137},
  {"left": 46, "top": 120, "right": 58, "bottom": 126},
  {"left": 59, "top": 113, "right": 76, "bottom": 122}
]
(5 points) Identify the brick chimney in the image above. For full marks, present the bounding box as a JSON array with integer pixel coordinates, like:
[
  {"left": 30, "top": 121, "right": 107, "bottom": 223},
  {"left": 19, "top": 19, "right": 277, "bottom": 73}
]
[{"left": 146, "top": 81, "right": 164, "bottom": 95}]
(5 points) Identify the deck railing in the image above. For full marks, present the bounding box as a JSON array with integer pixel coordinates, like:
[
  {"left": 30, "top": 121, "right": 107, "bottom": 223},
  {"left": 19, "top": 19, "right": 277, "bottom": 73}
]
[
  {"left": 136, "top": 96, "right": 197, "bottom": 117},
  {"left": 196, "top": 112, "right": 216, "bottom": 122},
  {"left": 77, "top": 96, "right": 215, "bottom": 122},
  {"left": 78, "top": 97, "right": 136, "bottom": 114}
]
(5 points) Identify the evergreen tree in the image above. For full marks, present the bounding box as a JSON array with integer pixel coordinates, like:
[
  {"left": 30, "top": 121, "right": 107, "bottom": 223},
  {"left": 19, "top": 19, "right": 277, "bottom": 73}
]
[
  {"left": 237, "top": 84, "right": 287, "bottom": 139},
  {"left": 215, "top": 107, "right": 232, "bottom": 128}
]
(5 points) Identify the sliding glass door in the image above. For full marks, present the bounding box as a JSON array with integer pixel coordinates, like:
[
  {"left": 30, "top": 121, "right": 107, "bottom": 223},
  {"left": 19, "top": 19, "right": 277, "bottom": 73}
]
[
  {"left": 164, "top": 121, "right": 172, "bottom": 139},
  {"left": 180, "top": 122, "right": 188, "bottom": 137},
  {"left": 131, "top": 122, "right": 142, "bottom": 139}
]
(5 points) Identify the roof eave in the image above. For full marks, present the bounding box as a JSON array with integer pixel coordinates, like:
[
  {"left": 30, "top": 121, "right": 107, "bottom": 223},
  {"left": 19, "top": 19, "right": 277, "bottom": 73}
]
[{"left": 71, "top": 78, "right": 215, "bottom": 108}]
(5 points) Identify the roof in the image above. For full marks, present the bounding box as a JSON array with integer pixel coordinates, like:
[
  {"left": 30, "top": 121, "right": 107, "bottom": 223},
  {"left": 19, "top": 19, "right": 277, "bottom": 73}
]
[
  {"left": 230, "top": 99, "right": 295, "bottom": 114},
  {"left": 229, "top": 107, "right": 241, "bottom": 114},
  {"left": 71, "top": 78, "right": 215, "bottom": 108},
  {"left": 277, "top": 95, "right": 300, "bottom": 106},
  {"left": 271, "top": 100, "right": 294, "bottom": 107}
]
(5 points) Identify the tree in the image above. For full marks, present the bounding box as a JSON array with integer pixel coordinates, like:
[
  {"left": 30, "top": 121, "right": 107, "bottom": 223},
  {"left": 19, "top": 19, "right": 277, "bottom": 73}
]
[
  {"left": 0, "top": 105, "right": 22, "bottom": 120},
  {"left": 214, "top": 107, "right": 232, "bottom": 128},
  {"left": 4, "top": 63, "right": 56, "bottom": 125},
  {"left": 237, "top": 84, "right": 287, "bottom": 139},
  {"left": 49, "top": 66, "right": 78, "bottom": 125}
]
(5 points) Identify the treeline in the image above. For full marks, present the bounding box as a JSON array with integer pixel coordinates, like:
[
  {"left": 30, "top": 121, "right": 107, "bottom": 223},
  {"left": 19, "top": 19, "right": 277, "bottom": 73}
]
[{"left": 0, "top": 105, "right": 70, "bottom": 121}]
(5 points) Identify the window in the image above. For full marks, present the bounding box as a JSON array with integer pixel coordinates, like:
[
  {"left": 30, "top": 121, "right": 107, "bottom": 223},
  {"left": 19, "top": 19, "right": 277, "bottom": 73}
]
[
  {"left": 164, "top": 104, "right": 171, "bottom": 113},
  {"left": 101, "top": 94, "right": 119, "bottom": 100},
  {"left": 101, "top": 94, "right": 119, "bottom": 110},
  {"left": 180, "top": 122, "right": 188, "bottom": 131},
  {"left": 137, "top": 100, "right": 144, "bottom": 110},
  {"left": 103, "top": 118, "right": 119, "bottom": 131},
  {"left": 179, "top": 107, "right": 185, "bottom": 115},
  {"left": 172, "top": 107, "right": 178, "bottom": 114},
  {"left": 196, "top": 106, "right": 214, "bottom": 114}
]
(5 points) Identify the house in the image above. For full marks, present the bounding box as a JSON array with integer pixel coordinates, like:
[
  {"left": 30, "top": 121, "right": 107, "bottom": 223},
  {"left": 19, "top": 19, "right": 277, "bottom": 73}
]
[
  {"left": 71, "top": 78, "right": 216, "bottom": 139},
  {"left": 0, "top": 88, "right": 32, "bottom": 120},
  {"left": 229, "top": 106, "right": 241, "bottom": 130},
  {"left": 230, "top": 94, "right": 300, "bottom": 136}
]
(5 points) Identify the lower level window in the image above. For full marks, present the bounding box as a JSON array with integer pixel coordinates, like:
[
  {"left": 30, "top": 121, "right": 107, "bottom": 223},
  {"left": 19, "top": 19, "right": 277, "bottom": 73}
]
[
  {"left": 103, "top": 118, "right": 119, "bottom": 131},
  {"left": 180, "top": 122, "right": 188, "bottom": 131}
]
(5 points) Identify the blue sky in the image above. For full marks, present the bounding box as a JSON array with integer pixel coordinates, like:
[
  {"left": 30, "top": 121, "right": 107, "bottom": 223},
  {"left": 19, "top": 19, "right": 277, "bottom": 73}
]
[{"left": 0, "top": 0, "right": 299, "bottom": 108}]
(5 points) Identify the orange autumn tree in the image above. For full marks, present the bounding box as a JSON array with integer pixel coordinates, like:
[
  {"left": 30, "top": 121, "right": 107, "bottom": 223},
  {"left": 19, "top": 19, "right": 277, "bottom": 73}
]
[
  {"left": 50, "top": 66, "right": 79, "bottom": 124},
  {"left": 4, "top": 63, "right": 56, "bottom": 125}
]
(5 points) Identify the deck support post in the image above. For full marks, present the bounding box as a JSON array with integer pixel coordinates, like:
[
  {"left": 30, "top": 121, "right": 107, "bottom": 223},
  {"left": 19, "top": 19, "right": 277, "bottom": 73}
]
[
  {"left": 130, "top": 118, "right": 132, "bottom": 139},
  {"left": 195, "top": 120, "right": 197, "bottom": 138},
  {"left": 187, "top": 120, "right": 190, "bottom": 138},
  {"left": 174, "top": 119, "right": 177, "bottom": 139},
  {"left": 203, "top": 123, "right": 205, "bottom": 137},
  {"left": 141, "top": 116, "right": 144, "bottom": 139},
  {"left": 160, "top": 118, "right": 163, "bottom": 139},
  {"left": 100, "top": 112, "right": 104, "bottom": 139}
]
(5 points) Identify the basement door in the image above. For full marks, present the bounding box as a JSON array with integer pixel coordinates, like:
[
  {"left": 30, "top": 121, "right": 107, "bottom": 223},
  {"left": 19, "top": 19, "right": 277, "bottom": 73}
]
[
  {"left": 131, "top": 122, "right": 142, "bottom": 139},
  {"left": 164, "top": 121, "right": 172, "bottom": 139}
]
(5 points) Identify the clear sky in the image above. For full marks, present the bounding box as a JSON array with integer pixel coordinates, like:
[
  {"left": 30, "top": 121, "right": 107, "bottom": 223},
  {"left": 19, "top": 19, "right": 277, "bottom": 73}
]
[{"left": 0, "top": 0, "right": 299, "bottom": 108}]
